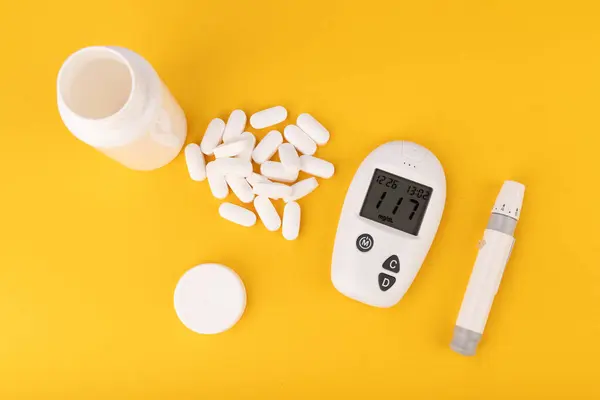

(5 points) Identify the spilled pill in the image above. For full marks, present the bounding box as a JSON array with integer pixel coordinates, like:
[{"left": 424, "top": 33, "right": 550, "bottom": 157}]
[
  {"left": 200, "top": 118, "right": 225, "bottom": 155},
  {"left": 250, "top": 106, "right": 287, "bottom": 129},
  {"left": 285, "top": 177, "right": 319, "bottom": 202},
  {"left": 246, "top": 172, "right": 271, "bottom": 187},
  {"left": 213, "top": 158, "right": 253, "bottom": 177},
  {"left": 252, "top": 130, "right": 283, "bottom": 164},
  {"left": 278, "top": 143, "right": 300, "bottom": 171},
  {"left": 283, "top": 125, "right": 317, "bottom": 155},
  {"left": 223, "top": 109, "right": 247, "bottom": 142},
  {"left": 219, "top": 203, "right": 257, "bottom": 227},
  {"left": 297, "top": 113, "right": 330, "bottom": 145},
  {"left": 282, "top": 202, "right": 301, "bottom": 240},
  {"left": 206, "top": 162, "right": 229, "bottom": 199},
  {"left": 254, "top": 195, "right": 281, "bottom": 231},
  {"left": 260, "top": 161, "right": 299, "bottom": 183},
  {"left": 252, "top": 182, "right": 292, "bottom": 199},
  {"left": 226, "top": 175, "right": 255, "bottom": 203},
  {"left": 236, "top": 132, "right": 256, "bottom": 162},
  {"left": 213, "top": 138, "right": 251, "bottom": 158},
  {"left": 185, "top": 143, "right": 206, "bottom": 181},
  {"left": 299, "top": 155, "right": 335, "bottom": 179}
]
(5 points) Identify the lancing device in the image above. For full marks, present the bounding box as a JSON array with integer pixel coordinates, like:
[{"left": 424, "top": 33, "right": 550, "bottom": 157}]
[{"left": 451, "top": 180, "right": 525, "bottom": 356}]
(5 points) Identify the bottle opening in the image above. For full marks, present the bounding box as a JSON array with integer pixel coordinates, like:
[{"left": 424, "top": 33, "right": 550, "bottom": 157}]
[{"left": 58, "top": 47, "right": 134, "bottom": 120}]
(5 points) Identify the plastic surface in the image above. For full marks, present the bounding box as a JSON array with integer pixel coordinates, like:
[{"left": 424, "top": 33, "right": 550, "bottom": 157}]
[
  {"left": 331, "top": 141, "right": 446, "bottom": 308},
  {"left": 57, "top": 46, "right": 187, "bottom": 171},
  {"left": 173, "top": 264, "right": 246, "bottom": 334},
  {"left": 492, "top": 180, "right": 525, "bottom": 220},
  {"left": 283, "top": 125, "right": 317, "bottom": 155}
]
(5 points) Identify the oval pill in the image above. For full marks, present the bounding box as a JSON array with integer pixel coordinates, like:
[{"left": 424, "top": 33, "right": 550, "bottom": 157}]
[
  {"left": 252, "top": 130, "right": 283, "bottom": 164},
  {"left": 250, "top": 106, "right": 288, "bottom": 129},
  {"left": 213, "top": 138, "right": 251, "bottom": 158},
  {"left": 285, "top": 177, "right": 319, "bottom": 202},
  {"left": 206, "top": 162, "right": 229, "bottom": 199},
  {"left": 219, "top": 203, "right": 257, "bottom": 227},
  {"left": 226, "top": 175, "right": 255, "bottom": 203},
  {"left": 213, "top": 158, "right": 253, "bottom": 177},
  {"left": 297, "top": 113, "right": 330, "bottom": 145},
  {"left": 278, "top": 143, "right": 300, "bottom": 171},
  {"left": 283, "top": 125, "right": 317, "bottom": 155},
  {"left": 236, "top": 132, "right": 256, "bottom": 162},
  {"left": 200, "top": 118, "right": 226, "bottom": 155},
  {"left": 282, "top": 202, "right": 301, "bottom": 240},
  {"left": 252, "top": 182, "right": 292, "bottom": 199},
  {"left": 254, "top": 195, "right": 281, "bottom": 231},
  {"left": 223, "top": 109, "right": 247, "bottom": 142},
  {"left": 260, "top": 161, "right": 299, "bottom": 183},
  {"left": 299, "top": 155, "right": 335, "bottom": 179},
  {"left": 246, "top": 172, "right": 271, "bottom": 187},
  {"left": 184, "top": 143, "right": 206, "bottom": 181}
]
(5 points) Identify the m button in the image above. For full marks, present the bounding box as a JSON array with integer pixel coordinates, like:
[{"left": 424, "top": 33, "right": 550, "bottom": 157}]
[
  {"left": 356, "top": 233, "right": 374, "bottom": 252},
  {"left": 378, "top": 273, "right": 396, "bottom": 292}
]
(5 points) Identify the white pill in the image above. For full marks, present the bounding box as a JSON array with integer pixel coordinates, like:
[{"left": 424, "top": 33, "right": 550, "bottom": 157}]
[
  {"left": 260, "top": 161, "right": 299, "bottom": 183},
  {"left": 283, "top": 125, "right": 317, "bottom": 155},
  {"left": 212, "top": 158, "right": 253, "bottom": 177},
  {"left": 223, "top": 109, "right": 247, "bottom": 142},
  {"left": 285, "top": 177, "right": 319, "bottom": 202},
  {"left": 252, "top": 182, "right": 292, "bottom": 199},
  {"left": 282, "top": 201, "right": 301, "bottom": 240},
  {"left": 206, "top": 162, "right": 229, "bottom": 199},
  {"left": 200, "top": 118, "right": 226, "bottom": 155},
  {"left": 297, "top": 113, "right": 330, "bottom": 145},
  {"left": 184, "top": 143, "right": 206, "bottom": 181},
  {"left": 246, "top": 172, "right": 271, "bottom": 187},
  {"left": 250, "top": 106, "right": 288, "bottom": 129},
  {"left": 299, "top": 155, "right": 335, "bottom": 179},
  {"left": 219, "top": 203, "right": 257, "bottom": 227},
  {"left": 213, "top": 138, "right": 251, "bottom": 158},
  {"left": 236, "top": 132, "right": 256, "bottom": 162},
  {"left": 278, "top": 143, "right": 300, "bottom": 171},
  {"left": 252, "top": 130, "right": 283, "bottom": 164},
  {"left": 226, "top": 175, "right": 255, "bottom": 203},
  {"left": 253, "top": 195, "right": 281, "bottom": 231}
]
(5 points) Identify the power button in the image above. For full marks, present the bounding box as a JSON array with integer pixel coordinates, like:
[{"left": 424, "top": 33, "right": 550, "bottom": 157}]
[{"left": 356, "top": 233, "right": 374, "bottom": 252}]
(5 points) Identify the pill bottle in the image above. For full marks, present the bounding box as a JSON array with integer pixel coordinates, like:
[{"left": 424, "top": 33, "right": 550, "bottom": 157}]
[{"left": 57, "top": 46, "right": 187, "bottom": 171}]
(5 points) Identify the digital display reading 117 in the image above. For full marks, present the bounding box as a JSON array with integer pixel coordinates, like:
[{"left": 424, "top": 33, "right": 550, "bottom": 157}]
[{"left": 359, "top": 169, "right": 433, "bottom": 236}]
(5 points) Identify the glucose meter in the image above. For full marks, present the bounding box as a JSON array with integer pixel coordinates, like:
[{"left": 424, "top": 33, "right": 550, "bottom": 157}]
[{"left": 331, "top": 141, "right": 446, "bottom": 308}]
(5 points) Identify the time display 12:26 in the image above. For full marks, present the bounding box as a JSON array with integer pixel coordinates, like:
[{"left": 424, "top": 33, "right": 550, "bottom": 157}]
[{"left": 359, "top": 169, "right": 433, "bottom": 236}]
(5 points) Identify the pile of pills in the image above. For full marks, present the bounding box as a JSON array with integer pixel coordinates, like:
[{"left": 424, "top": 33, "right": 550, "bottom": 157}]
[{"left": 185, "top": 106, "right": 334, "bottom": 240}]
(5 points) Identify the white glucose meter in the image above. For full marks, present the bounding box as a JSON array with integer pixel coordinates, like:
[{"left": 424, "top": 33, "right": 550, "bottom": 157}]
[{"left": 331, "top": 141, "right": 446, "bottom": 308}]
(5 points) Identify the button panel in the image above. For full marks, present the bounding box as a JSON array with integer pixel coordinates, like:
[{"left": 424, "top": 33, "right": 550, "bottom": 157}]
[
  {"left": 378, "top": 273, "right": 396, "bottom": 291},
  {"left": 356, "top": 233, "right": 374, "bottom": 252},
  {"left": 382, "top": 255, "right": 400, "bottom": 273}
]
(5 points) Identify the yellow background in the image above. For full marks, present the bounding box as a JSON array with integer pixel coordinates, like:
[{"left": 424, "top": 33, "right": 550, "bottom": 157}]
[{"left": 1, "top": 0, "right": 599, "bottom": 398}]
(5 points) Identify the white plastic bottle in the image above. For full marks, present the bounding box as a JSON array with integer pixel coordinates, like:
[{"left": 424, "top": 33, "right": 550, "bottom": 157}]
[{"left": 57, "top": 46, "right": 187, "bottom": 171}]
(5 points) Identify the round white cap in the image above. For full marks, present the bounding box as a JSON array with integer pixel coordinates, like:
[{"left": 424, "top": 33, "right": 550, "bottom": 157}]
[{"left": 174, "top": 263, "right": 246, "bottom": 334}]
